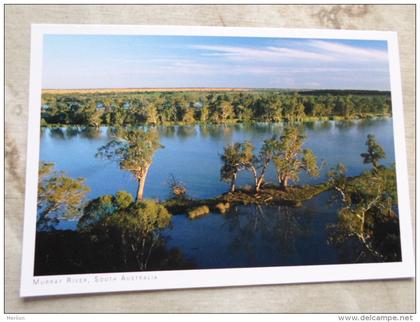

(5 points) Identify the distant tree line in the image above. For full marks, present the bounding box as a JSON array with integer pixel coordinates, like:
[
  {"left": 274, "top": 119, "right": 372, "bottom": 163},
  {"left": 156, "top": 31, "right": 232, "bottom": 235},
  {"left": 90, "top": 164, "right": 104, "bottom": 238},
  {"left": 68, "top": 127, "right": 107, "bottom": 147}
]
[{"left": 40, "top": 90, "right": 392, "bottom": 126}]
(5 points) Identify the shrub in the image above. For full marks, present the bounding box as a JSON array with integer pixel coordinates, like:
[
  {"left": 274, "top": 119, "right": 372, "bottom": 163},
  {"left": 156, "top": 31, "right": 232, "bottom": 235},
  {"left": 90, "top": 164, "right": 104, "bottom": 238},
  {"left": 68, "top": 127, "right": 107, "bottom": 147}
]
[
  {"left": 188, "top": 206, "right": 210, "bottom": 219},
  {"left": 215, "top": 202, "right": 230, "bottom": 214}
]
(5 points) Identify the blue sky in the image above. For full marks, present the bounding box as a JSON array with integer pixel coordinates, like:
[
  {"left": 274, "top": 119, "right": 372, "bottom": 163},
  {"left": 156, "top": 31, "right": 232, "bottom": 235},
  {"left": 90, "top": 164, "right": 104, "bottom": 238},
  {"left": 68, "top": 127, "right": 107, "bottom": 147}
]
[{"left": 42, "top": 35, "right": 390, "bottom": 90}]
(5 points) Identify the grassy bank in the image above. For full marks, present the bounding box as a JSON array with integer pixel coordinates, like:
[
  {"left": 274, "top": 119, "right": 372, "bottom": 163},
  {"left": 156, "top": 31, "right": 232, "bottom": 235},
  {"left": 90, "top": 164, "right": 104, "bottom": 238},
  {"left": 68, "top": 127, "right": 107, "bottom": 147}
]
[{"left": 163, "top": 182, "right": 331, "bottom": 216}]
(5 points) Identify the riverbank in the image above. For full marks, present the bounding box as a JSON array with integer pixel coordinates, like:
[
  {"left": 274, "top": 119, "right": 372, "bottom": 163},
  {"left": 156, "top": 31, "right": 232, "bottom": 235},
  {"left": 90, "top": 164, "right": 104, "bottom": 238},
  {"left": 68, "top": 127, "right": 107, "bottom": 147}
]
[
  {"left": 163, "top": 182, "right": 331, "bottom": 216},
  {"left": 40, "top": 114, "right": 392, "bottom": 128}
]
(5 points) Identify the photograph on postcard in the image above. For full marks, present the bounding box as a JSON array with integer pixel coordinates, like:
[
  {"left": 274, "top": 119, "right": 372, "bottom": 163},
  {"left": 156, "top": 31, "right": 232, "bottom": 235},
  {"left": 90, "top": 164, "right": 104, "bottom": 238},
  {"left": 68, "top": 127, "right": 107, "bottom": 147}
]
[{"left": 20, "top": 25, "right": 414, "bottom": 296}]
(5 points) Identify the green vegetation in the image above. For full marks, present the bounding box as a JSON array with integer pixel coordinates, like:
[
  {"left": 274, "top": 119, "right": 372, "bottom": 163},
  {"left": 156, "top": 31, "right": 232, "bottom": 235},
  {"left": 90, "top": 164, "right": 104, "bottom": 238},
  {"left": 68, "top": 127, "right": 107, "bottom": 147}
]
[
  {"left": 220, "top": 127, "right": 320, "bottom": 193},
  {"left": 78, "top": 193, "right": 171, "bottom": 270},
  {"left": 361, "top": 134, "right": 386, "bottom": 169},
  {"left": 272, "top": 127, "right": 320, "bottom": 189},
  {"left": 215, "top": 202, "right": 230, "bottom": 214},
  {"left": 220, "top": 141, "right": 254, "bottom": 193},
  {"left": 35, "top": 118, "right": 401, "bottom": 274},
  {"left": 188, "top": 206, "right": 210, "bottom": 219},
  {"left": 77, "top": 191, "right": 134, "bottom": 230},
  {"left": 327, "top": 143, "right": 400, "bottom": 261},
  {"left": 96, "top": 127, "right": 162, "bottom": 201},
  {"left": 37, "top": 162, "right": 90, "bottom": 231},
  {"left": 40, "top": 89, "right": 392, "bottom": 126}
]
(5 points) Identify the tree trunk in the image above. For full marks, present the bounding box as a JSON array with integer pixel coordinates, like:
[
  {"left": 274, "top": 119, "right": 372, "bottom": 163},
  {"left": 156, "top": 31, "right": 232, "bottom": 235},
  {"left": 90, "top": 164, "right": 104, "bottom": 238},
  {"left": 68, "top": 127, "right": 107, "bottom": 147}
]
[
  {"left": 136, "top": 165, "right": 150, "bottom": 202},
  {"left": 230, "top": 172, "right": 237, "bottom": 193},
  {"left": 277, "top": 173, "right": 282, "bottom": 186},
  {"left": 136, "top": 176, "right": 146, "bottom": 201},
  {"left": 281, "top": 176, "right": 289, "bottom": 190},
  {"left": 256, "top": 176, "right": 264, "bottom": 193},
  {"left": 249, "top": 166, "right": 258, "bottom": 187},
  {"left": 360, "top": 211, "right": 365, "bottom": 241},
  {"left": 255, "top": 161, "right": 269, "bottom": 193}
]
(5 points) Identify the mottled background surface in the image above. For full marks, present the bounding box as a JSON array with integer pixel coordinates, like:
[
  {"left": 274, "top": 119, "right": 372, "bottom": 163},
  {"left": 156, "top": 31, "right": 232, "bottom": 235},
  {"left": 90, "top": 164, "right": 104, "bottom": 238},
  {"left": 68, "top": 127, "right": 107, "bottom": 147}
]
[{"left": 5, "top": 5, "right": 415, "bottom": 313}]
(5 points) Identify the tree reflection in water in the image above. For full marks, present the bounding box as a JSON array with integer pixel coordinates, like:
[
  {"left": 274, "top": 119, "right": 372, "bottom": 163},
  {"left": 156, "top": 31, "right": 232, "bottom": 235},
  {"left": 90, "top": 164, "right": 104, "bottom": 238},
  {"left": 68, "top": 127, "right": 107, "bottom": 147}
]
[
  {"left": 80, "top": 126, "right": 101, "bottom": 139},
  {"left": 176, "top": 125, "right": 197, "bottom": 140},
  {"left": 222, "top": 204, "right": 314, "bottom": 264},
  {"left": 49, "top": 127, "right": 66, "bottom": 140}
]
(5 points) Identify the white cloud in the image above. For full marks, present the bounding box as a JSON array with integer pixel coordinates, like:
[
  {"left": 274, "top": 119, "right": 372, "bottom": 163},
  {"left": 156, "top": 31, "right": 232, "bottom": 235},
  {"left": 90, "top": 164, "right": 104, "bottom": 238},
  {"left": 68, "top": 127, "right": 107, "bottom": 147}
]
[
  {"left": 309, "top": 40, "right": 389, "bottom": 61},
  {"left": 192, "top": 41, "right": 389, "bottom": 64},
  {"left": 191, "top": 44, "right": 334, "bottom": 62}
]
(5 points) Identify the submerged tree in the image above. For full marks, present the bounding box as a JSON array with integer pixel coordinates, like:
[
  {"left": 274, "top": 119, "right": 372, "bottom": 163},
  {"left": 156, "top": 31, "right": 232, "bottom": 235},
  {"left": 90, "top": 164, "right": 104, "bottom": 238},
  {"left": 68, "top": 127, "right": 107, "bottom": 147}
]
[
  {"left": 272, "top": 127, "right": 320, "bottom": 189},
  {"left": 97, "top": 127, "right": 163, "bottom": 201},
  {"left": 168, "top": 174, "right": 188, "bottom": 199},
  {"left": 37, "top": 161, "right": 90, "bottom": 231},
  {"left": 220, "top": 141, "right": 255, "bottom": 192},
  {"left": 360, "top": 134, "right": 386, "bottom": 169}
]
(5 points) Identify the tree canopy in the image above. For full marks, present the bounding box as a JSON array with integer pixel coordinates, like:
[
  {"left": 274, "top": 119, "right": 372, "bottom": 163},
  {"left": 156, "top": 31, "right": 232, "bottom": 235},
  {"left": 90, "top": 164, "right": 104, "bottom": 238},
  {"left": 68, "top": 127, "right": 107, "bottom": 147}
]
[
  {"left": 37, "top": 161, "right": 90, "bottom": 231},
  {"left": 97, "top": 127, "right": 163, "bottom": 201},
  {"left": 273, "top": 127, "right": 320, "bottom": 189},
  {"left": 220, "top": 141, "right": 255, "bottom": 192},
  {"left": 41, "top": 90, "right": 392, "bottom": 126},
  {"left": 328, "top": 137, "right": 399, "bottom": 261},
  {"left": 360, "top": 134, "right": 386, "bottom": 169}
]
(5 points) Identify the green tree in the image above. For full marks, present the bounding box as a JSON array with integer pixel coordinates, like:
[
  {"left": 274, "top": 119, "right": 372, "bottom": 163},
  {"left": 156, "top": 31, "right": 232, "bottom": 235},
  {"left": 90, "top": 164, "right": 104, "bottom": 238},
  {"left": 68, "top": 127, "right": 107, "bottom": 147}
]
[
  {"left": 77, "top": 191, "right": 133, "bottom": 229},
  {"left": 327, "top": 163, "right": 348, "bottom": 202},
  {"left": 37, "top": 161, "right": 90, "bottom": 231},
  {"left": 328, "top": 165, "right": 400, "bottom": 261},
  {"left": 214, "top": 100, "right": 234, "bottom": 123},
  {"left": 360, "top": 134, "right": 386, "bottom": 169},
  {"left": 111, "top": 106, "right": 126, "bottom": 126},
  {"left": 220, "top": 141, "right": 255, "bottom": 192},
  {"left": 283, "top": 93, "right": 305, "bottom": 122},
  {"left": 97, "top": 128, "right": 163, "bottom": 201},
  {"left": 143, "top": 103, "right": 159, "bottom": 124},
  {"left": 247, "top": 138, "right": 280, "bottom": 192},
  {"left": 175, "top": 98, "right": 193, "bottom": 123},
  {"left": 198, "top": 105, "right": 209, "bottom": 123},
  {"left": 272, "top": 127, "right": 319, "bottom": 189},
  {"left": 103, "top": 200, "right": 172, "bottom": 269},
  {"left": 82, "top": 101, "right": 102, "bottom": 127},
  {"left": 78, "top": 196, "right": 172, "bottom": 270}
]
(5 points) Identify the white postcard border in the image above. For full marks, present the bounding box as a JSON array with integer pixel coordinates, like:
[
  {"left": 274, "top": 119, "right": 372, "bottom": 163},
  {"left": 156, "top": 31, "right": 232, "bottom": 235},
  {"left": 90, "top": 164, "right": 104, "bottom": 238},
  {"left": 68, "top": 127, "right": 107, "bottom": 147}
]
[{"left": 20, "top": 24, "right": 414, "bottom": 297}]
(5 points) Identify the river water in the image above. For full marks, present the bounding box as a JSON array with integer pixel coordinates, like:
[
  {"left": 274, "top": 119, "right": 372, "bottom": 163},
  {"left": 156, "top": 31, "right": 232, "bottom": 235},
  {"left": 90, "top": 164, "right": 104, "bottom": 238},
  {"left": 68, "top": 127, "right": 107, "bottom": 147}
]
[{"left": 39, "top": 118, "right": 396, "bottom": 267}]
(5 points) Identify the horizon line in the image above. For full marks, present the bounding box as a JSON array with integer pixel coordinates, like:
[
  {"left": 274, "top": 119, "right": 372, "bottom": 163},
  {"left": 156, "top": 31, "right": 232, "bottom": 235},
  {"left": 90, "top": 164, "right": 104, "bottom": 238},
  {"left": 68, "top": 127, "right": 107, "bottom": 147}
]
[{"left": 42, "top": 87, "right": 391, "bottom": 92}]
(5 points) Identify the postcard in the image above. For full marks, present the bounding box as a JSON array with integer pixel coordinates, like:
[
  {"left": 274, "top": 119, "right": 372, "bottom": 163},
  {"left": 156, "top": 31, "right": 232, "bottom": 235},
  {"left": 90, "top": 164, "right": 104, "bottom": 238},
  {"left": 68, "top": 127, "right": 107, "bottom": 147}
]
[{"left": 20, "top": 24, "right": 414, "bottom": 297}]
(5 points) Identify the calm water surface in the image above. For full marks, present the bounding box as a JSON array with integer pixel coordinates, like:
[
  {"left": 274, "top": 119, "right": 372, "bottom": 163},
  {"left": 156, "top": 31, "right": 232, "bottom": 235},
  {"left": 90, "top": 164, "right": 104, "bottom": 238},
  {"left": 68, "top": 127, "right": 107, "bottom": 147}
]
[{"left": 40, "top": 118, "right": 396, "bottom": 267}]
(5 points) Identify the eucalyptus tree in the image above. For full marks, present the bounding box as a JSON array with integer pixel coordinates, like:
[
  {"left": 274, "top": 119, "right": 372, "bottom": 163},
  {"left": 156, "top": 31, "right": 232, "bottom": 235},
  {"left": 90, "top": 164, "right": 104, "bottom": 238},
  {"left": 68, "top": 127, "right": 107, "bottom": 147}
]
[
  {"left": 272, "top": 127, "right": 319, "bottom": 189},
  {"left": 328, "top": 163, "right": 399, "bottom": 261},
  {"left": 78, "top": 193, "right": 171, "bottom": 270},
  {"left": 37, "top": 161, "right": 90, "bottom": 231},
  {"left": 220, "top": 141, "right": 255, "bottom": 192},
  {"left": 82, "top": 100, "right": 102, "bottom": 127},
  {"left": 102, "top": 199, "right": 172, "bottom": 270},
  {"left": 360, "top": 134, "right": 386, "bottom": 169},
  {"left": 97, "top": 127, "right": 163, "bottom": 201},
  {"left": 249, "top": 137, "right": 281, "bottom": 193}
]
